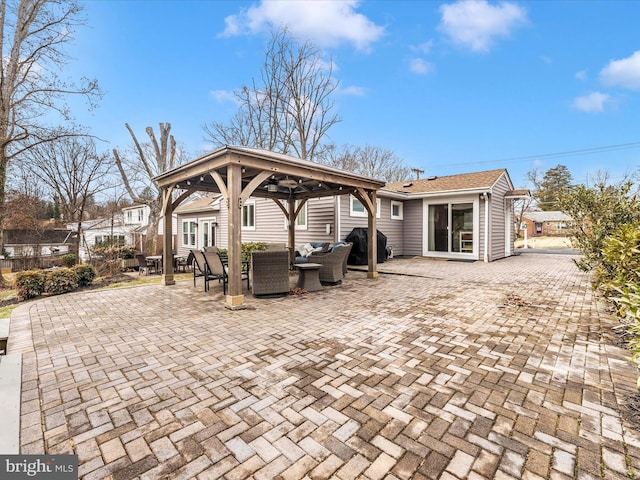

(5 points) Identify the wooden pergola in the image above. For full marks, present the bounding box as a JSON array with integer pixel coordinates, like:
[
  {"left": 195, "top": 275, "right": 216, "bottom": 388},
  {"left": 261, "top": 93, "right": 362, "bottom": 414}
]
[{"left": 154, "top": 146, "right": 386, "bottom": 309}]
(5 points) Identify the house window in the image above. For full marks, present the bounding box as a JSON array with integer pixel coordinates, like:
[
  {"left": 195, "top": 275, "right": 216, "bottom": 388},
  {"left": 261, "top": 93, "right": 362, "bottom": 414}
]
[
  {"left": 295, "top": 201, "right": 307, "bottom": 229},
  {"left": 126, "top": 211, "right": 132, "bottom": 222},
  {"left": 242, "top": 200, "right": 256, "bottom": 230},
  {"left": 556, "top": 221, "right": 570, "bottom": 230},
  {"left": 285, "top": 200, "right": 308, "bottom": 230},
  {"left": 427, "top": 202, "right": 474, "bottom": 254},
  {"left": 137, "top": 209, "right": 143, "bottom": 222},
  {"left": 200, "top": 219, "right": 217, "bottom": 247},
  {"left": 350, "top": 196, "right": 381, "bottom": 218},
  {"left": 182, "top": 221, "right": 197, "bottom": 247},
  {"left": 391, "top": 201, "right": 403, "bottom": 220},
  {"left": 95, "top": 235, "right": 125, "bottom": 247}
]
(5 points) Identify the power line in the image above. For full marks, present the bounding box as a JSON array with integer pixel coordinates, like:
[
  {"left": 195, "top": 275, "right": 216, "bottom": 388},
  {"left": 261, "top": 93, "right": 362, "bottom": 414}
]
[{"left": 427, "top": 141, "right": 640, "bottom": 169}]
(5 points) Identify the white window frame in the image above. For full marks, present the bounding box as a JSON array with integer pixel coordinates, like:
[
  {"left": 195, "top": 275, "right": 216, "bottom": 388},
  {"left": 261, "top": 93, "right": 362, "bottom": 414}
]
[
  {"left": 200, "top": 217, "right": 217, "bottom": 248},
  {"left": 391, "top": 201, "right": 403, "bottom": 220},
  {"left": 284, "top": 200, "right": 308, "bottom": 230},
  {"left": 242, "top": 200, "right": 256, "bottom": 231},
  {"left": 349, "top": 196, "right": 381, "bottom": 218},
  {"left": 182, "top": 220, "right": 197, "bottom": 247}
]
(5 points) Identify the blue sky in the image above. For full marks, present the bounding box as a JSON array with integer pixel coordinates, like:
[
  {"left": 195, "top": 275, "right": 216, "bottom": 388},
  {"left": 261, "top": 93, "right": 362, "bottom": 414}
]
[{"left": 67, "top": 0, "right": 640, "bottom": 189}]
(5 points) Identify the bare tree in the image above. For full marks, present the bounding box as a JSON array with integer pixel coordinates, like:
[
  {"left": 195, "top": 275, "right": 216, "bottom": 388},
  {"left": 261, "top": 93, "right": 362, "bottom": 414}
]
[
  {"left": 23, "top": 136, "right": 112, "bottom": 262},
  {"left": 113, "top": 123, "right": 186, "bottom": 255},
  {"left": 203, "top": 28, "right": 340, "bottom": 161},
  {"left": 321, "top": 144, "right": 412, "bottom": 183},
  {"left": 0, "top": 0, "right": 100, "bottom": 281}
]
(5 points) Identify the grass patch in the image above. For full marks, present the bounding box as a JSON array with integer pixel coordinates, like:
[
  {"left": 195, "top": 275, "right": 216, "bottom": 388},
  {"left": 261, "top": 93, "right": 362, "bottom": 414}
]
[
  {"left": 0, "top": 304, "right": 18, "bottom": 318},
  {"left": 0, "top": 272, "right": 193, "bottom": 318}
]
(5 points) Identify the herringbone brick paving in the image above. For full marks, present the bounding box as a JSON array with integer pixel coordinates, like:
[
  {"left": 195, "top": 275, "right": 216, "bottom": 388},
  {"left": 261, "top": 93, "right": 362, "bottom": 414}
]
[{"left": 7, "top": 253, "right": 640, "bottom": 479}]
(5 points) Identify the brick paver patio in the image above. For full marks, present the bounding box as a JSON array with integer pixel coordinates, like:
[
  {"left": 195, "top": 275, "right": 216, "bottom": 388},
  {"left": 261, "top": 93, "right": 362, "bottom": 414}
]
[{"left": 6, "top": 253, "right": 640, "bottom": 479}]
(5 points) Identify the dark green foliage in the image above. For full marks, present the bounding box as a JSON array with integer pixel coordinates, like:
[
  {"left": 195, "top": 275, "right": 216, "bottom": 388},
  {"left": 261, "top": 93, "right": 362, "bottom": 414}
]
[
  {"left": 62, "top": 253, "right": 76, "bottom": 267},
  {"left": 14, "top": 270, "right": 46, "bottom": 301},
  {"left": 218, "top": 242, "right": 268, "bottom": 263},
  {"left": 73, "top": 264, "right": 97, "bottom": 287},
  {"left": 44, "top": 268, "right": 79, "bottom": 295},
  {"left": 597, "top": 222, "right": 640, "bottom": 386},
  {"left": 533, "top": 164, "right": 573, "bottom": 211},
  {"left": 559, "top": 181, "right": 640, "bottom": 271}
]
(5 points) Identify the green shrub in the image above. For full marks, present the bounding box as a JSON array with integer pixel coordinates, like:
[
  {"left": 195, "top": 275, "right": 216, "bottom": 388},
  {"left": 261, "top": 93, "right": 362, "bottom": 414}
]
[
  {"left": 218, "top": 242, "right": 268, "bottom": 263},
  {"left": 73, "top": 264, "right": 97, "bottom": 287},
  {"left": 14, "top": 270, "right": 46, "bottom": 301},
  {"left": 44, "top": 268, "right": 79, "bottom": 295},
  {"left": 560, "top": 181, "right": 640, "bottom": 271},
  {"left": 599, "top": 222, "right": 640, "bottom": 385},
  {"left": 61, "top": 253, "right": 76, "bottom": 267}
]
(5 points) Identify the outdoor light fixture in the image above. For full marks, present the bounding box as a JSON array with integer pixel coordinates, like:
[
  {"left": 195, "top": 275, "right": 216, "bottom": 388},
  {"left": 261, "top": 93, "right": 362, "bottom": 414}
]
[{"left": 267, "top": 182, "right": 279, "bottom": 192}]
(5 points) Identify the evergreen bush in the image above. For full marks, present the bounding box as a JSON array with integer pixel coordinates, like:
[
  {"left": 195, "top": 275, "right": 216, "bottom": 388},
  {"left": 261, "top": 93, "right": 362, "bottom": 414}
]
[
  {"left": 73, "top": 264, "right": 97, "bottom": 287},
  {"left": 14, "top": 270, "right": 46, "bottom": 301},
  {"left": 44, "top": 268, "right": 79, "bottom": 295},
  {"left": 61, "top": 254, "right": 76, "bottom": 267}
]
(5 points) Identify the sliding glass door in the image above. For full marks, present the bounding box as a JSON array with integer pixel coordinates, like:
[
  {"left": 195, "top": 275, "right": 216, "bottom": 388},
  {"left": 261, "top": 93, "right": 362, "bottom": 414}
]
[{"left": 427, "top": 202, "right": 475, "bottom": 255}]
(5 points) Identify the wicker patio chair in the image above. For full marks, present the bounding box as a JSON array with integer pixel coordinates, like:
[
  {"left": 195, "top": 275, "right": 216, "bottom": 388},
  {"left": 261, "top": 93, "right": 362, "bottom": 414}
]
[
  {"left": 251, "top": 249, "right": 290, "bottom": 296},
  {"left": 308, "top": 243, "right": 352, "bottom": 284}
]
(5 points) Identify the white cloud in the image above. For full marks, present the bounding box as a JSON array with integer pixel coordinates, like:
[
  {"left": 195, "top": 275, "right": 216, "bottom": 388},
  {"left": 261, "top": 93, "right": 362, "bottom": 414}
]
[
  {"left": 572, "top": 91, "right": 611, "bottom": 113},
  {"left": 220, "top": 0, "right": 385, "bottom": 51},
  {"left": 575, "top": 70, "right": 587, "bottom": 81},
  {"left": 340, "top": 85, "right": 366, "bottom": 96},
  {"left": 410, "top": 41, "right": 434, "bottom": 55},
  {"left": 438, "top": 0, "right": 527, "bottom": 53},
  {"left": 210, "top": 90, "right": 238, "bottom": 104},
  {"left": 410, "top": 58, "right": 434, "bottom": 75},
  {"left": 599, "top": 50, "right": 640, "bottom": 90}
]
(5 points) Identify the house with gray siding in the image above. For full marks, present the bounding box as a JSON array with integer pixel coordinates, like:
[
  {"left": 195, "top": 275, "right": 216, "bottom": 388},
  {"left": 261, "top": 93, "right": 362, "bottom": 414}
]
[{"left": 173, "top": 168, "right": 527, "bottom": 262}]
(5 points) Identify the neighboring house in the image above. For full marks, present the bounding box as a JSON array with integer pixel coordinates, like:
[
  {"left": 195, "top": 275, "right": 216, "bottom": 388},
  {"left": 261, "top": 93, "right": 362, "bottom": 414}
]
[
  {"left": 174, "top": 168, "right": 528, "bottom": 262},
  {"left": 3, "top": 229, "right": 73, "bottom": 257},
  {"left": 67, "top": 216, "right": 135, "bottom": 261},
  {"left": 520, "top": 211, "right": 574, "bottom": 237},
  {"left": 122, "top": 204, "right": 178, "bottom": 253}
]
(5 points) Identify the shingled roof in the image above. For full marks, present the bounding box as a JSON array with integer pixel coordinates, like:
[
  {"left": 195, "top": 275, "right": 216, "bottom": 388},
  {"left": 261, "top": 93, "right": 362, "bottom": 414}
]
[{"left": 384, "top": 169, "right": 508, "bottom": 194}]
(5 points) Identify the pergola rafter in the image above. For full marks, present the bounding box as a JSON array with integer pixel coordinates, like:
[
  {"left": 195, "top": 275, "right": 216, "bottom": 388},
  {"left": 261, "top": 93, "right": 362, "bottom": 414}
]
[{"left": 154, "top": 145, "right": 385, "bottom": 309}]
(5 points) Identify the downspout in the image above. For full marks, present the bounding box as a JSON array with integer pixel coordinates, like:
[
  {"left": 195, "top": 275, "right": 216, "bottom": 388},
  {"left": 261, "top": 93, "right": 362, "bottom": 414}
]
[{"left": 483, "top": 192, "right": 490, "bottom": 262}]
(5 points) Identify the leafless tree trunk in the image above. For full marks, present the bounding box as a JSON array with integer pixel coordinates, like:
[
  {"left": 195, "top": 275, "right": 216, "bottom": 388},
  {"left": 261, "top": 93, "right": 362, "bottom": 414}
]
[
  {"left": 0, "top": 0, "right": 100, "bottom": 283},
  {"left": 22, "top": 136, "right": 112, "bottom": 262},
  {"left": 113, "top": 123, "right": 183, "bottom": 255},
  {"left": 322, "top": 144, "right": 411, "bottom": 183},
  {"left": 203, "top": 28, "right": 340, "bottom": 161}
]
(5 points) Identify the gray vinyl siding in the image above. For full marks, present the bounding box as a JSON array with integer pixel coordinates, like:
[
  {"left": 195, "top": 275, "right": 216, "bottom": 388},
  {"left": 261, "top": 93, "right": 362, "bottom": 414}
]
[
  {"left": 402, "top": 199, "right": 423, "bottom": 256},
  {"left": 243, "top": 196, "right": 336, "bottom": 248},
  {"left": 490, "top": 174, "right": 511, "bottom": 261},
  {"left": 337, "top": 194, "right": 404, "bottom": 256}
]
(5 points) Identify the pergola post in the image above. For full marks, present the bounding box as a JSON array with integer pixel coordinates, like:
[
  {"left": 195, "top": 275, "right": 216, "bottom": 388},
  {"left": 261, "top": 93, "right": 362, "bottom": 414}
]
[
  {"left": 162, "top": 187, "right": 175, "bottom": 286},
  {"left": 226, "top": 163, "right": 245, "bottom": 308},
  {"left": 288, "top": 198, "right": 296, "bottom": 265},
  {"left": 366, "top": 190, "right": 378, "bottom": 279}
]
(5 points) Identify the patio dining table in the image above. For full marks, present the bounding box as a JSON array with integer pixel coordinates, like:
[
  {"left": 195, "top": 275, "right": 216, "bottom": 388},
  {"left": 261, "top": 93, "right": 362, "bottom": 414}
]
[{"left": 146, "top": 255, "right": 186, "bottom": 274}]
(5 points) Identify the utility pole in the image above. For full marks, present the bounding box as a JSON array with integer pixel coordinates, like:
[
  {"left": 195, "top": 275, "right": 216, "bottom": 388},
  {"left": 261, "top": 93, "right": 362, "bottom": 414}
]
[{"left": 411, "top": 168, "right": 425, "bottom": 180}]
